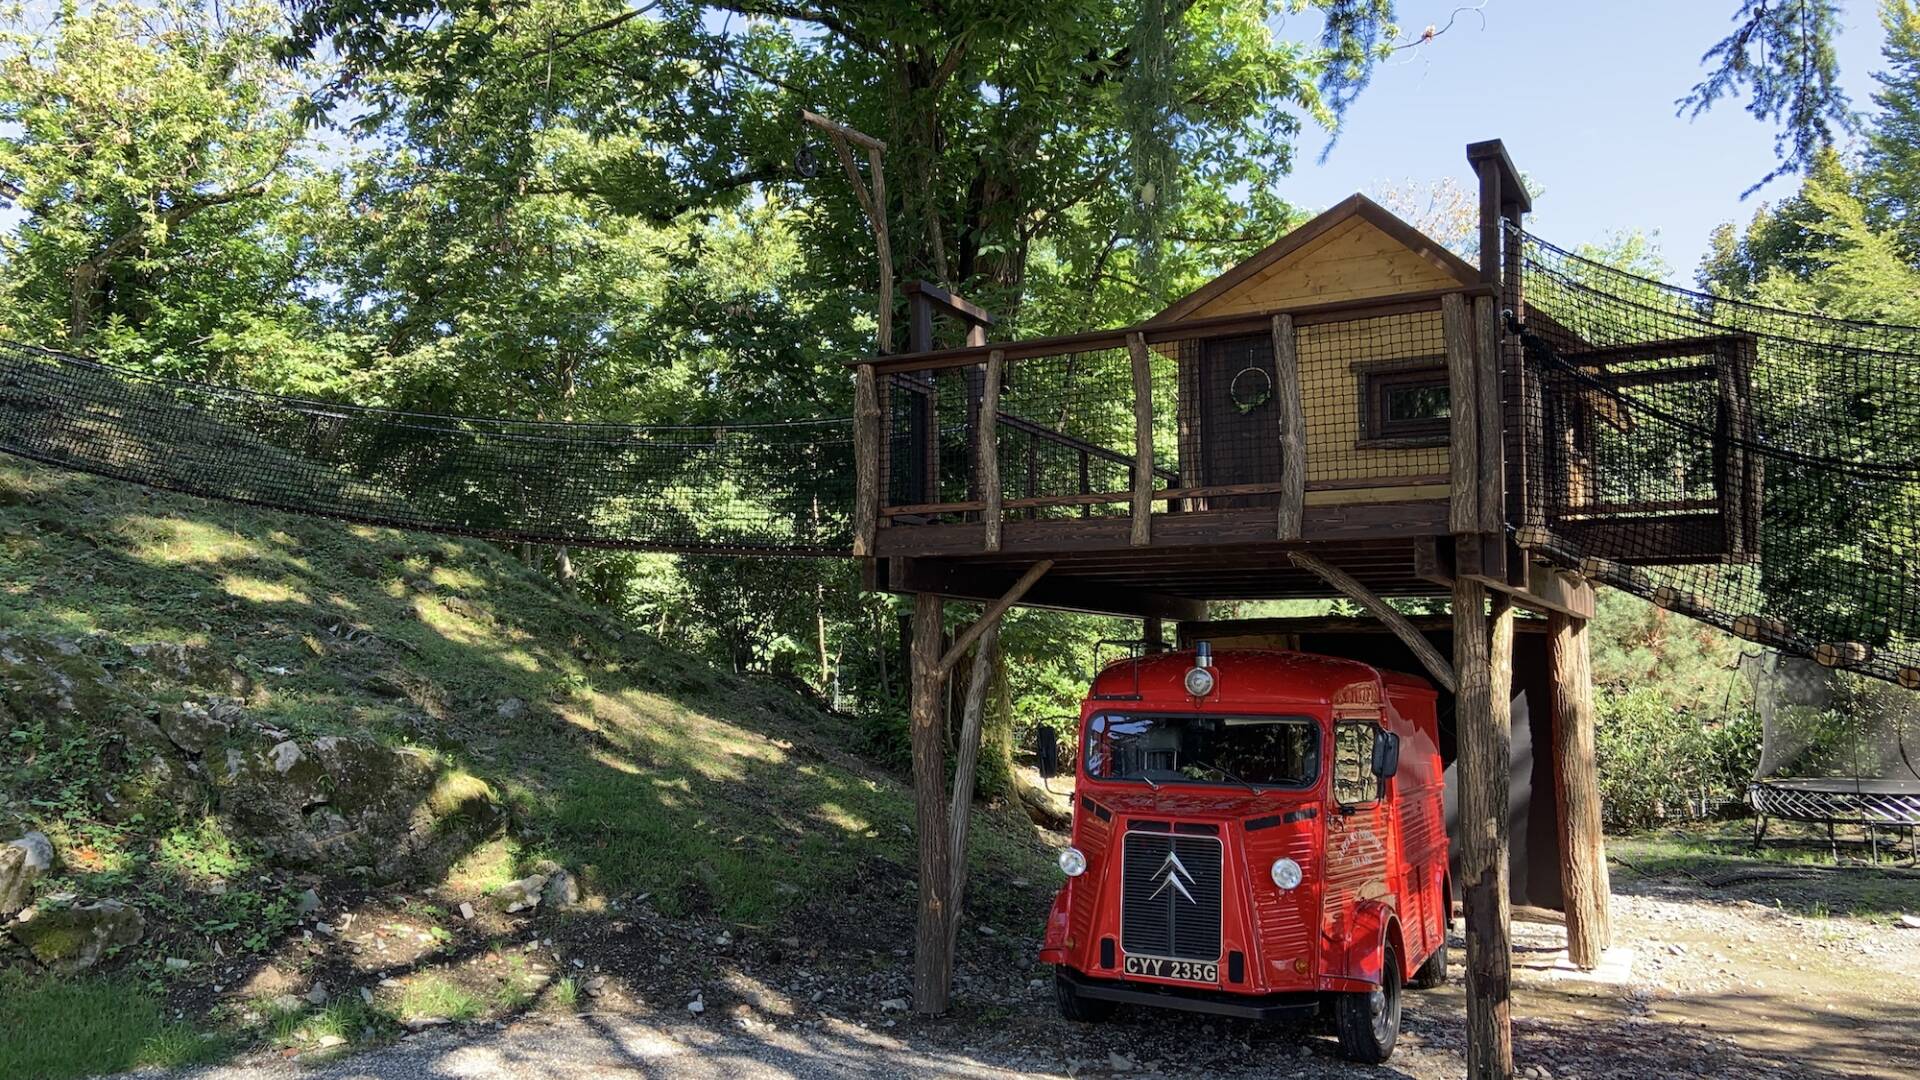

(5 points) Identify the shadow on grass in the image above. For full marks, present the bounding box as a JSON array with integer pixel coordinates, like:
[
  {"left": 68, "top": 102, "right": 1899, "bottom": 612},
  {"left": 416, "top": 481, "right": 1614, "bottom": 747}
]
[{"left": 0, "top": 459, "right": 1059, "bottom": 1069}]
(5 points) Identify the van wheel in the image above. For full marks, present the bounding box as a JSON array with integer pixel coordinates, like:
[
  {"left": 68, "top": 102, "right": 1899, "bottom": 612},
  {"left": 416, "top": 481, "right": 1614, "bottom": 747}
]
[
  {"left": 1335, "top": 944, "right": 1402, "bottom": 1064},
  {"left": 1054, "top": 971, "right": 1117, "bottom": 1023},
  {"left": 1408, "top": 939, "right": 1448, "bottom": 989}
]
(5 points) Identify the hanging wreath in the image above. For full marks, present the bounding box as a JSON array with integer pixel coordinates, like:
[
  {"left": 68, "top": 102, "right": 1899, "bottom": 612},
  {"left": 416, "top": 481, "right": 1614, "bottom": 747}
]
[{"left": 1229, "top": 366, "right": 1273, "bottom": 414}]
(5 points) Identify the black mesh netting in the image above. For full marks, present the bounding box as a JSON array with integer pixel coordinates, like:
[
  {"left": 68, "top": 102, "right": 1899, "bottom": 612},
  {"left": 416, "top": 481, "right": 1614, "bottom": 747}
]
[
  {"left": 0, "top": 340, "right": 853, "bottom": 555},
  {"left": 1517, "top": 229, "right": 1920, "bottom": 689}
]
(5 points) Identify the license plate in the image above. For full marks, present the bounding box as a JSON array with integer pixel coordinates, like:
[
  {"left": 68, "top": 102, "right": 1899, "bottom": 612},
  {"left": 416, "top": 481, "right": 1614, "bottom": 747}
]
[{"left": 1123, "top": 955, "right": 1217, "bottom": 983}]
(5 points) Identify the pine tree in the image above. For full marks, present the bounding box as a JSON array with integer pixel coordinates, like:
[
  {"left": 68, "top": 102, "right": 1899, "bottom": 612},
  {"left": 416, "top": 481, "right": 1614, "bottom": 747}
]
[{"left": 1865, "top": 0, "right": 1920, "bottom": 257}]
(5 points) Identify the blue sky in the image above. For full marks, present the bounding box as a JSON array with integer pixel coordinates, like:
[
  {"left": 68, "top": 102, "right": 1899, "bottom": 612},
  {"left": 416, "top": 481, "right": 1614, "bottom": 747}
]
[{"left": 1284, "top": 1, "right": 1888, "bottom": 283}]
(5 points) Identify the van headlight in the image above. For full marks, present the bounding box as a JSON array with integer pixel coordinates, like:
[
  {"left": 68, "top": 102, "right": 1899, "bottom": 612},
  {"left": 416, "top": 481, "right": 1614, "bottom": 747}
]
[
  {"left": 1058, "top": 846, "right": 1087, "bottom": 877},
  {"left": 1183, "top": 666, "right": 1216, "bottom": 697},
  {"left": 1270, "top": 857, "right": 1303, "bottom": 890}
]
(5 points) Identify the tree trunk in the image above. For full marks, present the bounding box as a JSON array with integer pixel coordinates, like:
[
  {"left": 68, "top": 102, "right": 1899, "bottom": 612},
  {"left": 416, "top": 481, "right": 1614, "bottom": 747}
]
[
  {"left": 944, "top": 624, "right": 999, "bottom": 959},
  {"left": 1454, "top": 580, "right": 1513, "bottom": 1080},
  {"left": 909, "top": 592, "right": 952, "bottom": 1014},
  {"left": 1549, "top": 611, "right": 1612, "bottom": 968}
]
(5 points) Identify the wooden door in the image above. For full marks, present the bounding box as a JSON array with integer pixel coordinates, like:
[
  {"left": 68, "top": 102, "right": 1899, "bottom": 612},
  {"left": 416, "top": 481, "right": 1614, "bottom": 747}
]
[{"left": 1195, "top": 334, "right": 1281, "bottom": 508}]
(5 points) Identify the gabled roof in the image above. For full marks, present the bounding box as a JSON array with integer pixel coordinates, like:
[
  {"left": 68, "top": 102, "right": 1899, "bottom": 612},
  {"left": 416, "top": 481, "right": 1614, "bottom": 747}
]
[{"left": 1150, "top": 194, "right": 1481, "bottom": 324}]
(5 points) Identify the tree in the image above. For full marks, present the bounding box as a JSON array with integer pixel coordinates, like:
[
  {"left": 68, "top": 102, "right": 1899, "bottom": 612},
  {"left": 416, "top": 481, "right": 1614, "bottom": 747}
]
[
  {"left": 1681, "top": 1, "right": 1858, "bottom": 194},
  {"left": 0, "top": 1, "right": 317, "bottom": 372},
  {"left": 1865, "top": 0, "right": 1920, "bottom": 255},
  {"left": 282, "top": 0, "right": 1413, "bottom": 333}
]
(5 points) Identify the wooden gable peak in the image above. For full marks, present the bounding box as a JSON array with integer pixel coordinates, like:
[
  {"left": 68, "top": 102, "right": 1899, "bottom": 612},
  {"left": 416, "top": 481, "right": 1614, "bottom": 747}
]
[{"left": 1150, "top": 194, "right": 1479, "bottom": 325}]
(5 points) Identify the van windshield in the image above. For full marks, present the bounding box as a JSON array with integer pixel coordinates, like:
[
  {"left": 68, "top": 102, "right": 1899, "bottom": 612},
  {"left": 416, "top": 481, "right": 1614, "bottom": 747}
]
[{"left": 1084, "top": 713, "right": 1318, "bottom": 789}]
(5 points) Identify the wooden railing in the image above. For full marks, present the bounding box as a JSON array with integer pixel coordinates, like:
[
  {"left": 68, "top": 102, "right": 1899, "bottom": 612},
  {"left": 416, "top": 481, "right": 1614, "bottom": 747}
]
[{"left": 847, "top": 287, "right": 1498, "bottom": 557}]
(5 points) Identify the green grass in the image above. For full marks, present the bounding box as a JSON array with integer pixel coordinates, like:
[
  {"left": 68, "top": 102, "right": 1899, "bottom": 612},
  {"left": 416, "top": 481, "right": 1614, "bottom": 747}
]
[
  {"left": 0, "top": 972, "right": 226, "bottom": 1079},
  {"left": 1612, "top": 821, "right": 1920, "bottom": 920},
  {"left": 0, "top": 458, "right": 1052, "bottom": 929},
  {"left": 397, "top": 976, "right": 485, "bottom": 1022},
  {"left": 0, "top": 456, "right": 1058, "bottom": 1070}
]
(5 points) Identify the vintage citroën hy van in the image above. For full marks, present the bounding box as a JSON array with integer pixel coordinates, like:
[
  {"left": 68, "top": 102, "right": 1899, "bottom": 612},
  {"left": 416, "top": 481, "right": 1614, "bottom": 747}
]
[{"left": 1035, "top": 642, "right": 1448, "bottom": 1064}]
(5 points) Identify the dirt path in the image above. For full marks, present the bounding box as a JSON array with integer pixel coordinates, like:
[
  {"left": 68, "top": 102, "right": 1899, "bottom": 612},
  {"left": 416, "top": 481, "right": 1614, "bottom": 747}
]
[{"left": 126, "top": 857, "right": 1920, "bottom": 1079}]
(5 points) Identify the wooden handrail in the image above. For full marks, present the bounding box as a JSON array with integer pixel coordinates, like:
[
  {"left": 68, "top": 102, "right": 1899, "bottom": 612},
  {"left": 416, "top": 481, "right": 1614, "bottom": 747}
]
[{"left": 852, "top": 287, "right": 1493, "bottom": 374}]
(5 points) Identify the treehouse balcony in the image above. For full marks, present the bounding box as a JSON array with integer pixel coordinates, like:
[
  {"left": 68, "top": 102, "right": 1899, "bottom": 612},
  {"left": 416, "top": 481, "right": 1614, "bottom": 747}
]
[{"left": 848, "top": 166, "right": 1760, "bottom": 623}]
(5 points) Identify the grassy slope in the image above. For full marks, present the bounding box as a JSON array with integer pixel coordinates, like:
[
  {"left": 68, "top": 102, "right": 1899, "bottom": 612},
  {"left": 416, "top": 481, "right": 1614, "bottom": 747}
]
[{"left": 0, "top": 458, "right": 1052, "bottom": 1075}]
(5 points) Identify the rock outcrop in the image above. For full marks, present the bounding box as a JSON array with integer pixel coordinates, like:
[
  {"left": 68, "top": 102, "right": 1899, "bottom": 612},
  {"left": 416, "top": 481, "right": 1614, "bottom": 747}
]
[
  {"left": 1, "top": 633, "right": 505, "bottom": 889},
  {"left": 0, "top": 832, "right": 53, "bottom": 916},
  {"left": 10, "top": 899, "right": 144, "bottom": 973}
]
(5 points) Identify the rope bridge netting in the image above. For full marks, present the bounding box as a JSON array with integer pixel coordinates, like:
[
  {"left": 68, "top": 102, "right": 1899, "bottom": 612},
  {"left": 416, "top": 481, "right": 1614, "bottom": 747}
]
[
  {"left": 0, "top": 340, "right": 854, "bottom": 556},
  {"left": 2, "top": 230, "right": 1919, "bottom": 690},
  {"left": 1517, "top": 229, "right": 1920, "bottom": 689}
]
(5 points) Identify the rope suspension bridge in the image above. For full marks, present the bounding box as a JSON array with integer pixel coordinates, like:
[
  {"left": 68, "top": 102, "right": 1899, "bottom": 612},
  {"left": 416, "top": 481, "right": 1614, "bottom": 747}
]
[{"left": 0, "top": 229, "right": 1915, "bottom": 686}]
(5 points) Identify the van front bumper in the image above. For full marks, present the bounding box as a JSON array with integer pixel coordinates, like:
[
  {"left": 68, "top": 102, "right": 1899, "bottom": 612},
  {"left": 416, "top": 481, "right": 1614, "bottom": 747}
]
[{"left": 1058, "top": 968, "right": 1321, "bottom": 1021}]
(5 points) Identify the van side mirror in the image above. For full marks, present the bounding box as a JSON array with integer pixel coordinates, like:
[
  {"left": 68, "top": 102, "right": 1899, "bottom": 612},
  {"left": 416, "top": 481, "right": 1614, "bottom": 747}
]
[
  {"left": 1036, "top": 726, "right": 1060, "bottom": 779},
  {"left": 1371, "top": 730, "right": 1401, "bottom": 779}
]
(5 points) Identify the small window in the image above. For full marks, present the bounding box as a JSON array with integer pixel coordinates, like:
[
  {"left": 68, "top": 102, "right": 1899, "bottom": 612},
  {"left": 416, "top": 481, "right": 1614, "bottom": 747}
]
[
  {"left": 1355, "top": 360, "right": 1450, "bottom": 448},
  {"left": 1332, "top": 722, "right": 1382, "bottom": 806}
]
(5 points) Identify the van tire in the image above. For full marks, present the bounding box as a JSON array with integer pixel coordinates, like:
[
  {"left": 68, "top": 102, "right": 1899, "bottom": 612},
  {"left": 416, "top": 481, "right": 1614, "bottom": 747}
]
[
  {"left": 1334, "top": 944, "right": 1401, "bottom": 1064},
  {"left": 1408, "top": 940, "right": 1448, "bottom": 989},
  {"left": 1054, "top": 971, "right": 1117, "bottom": 1023}
]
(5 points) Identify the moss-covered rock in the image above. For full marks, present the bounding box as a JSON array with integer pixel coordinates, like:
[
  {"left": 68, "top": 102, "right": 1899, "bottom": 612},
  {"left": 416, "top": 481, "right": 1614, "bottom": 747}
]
[
  {"left": 214, "top": 735, "right": 502, "bottom": 882},
  {"left": 9, "top": 899, "right": 143, "bottom": 973}
]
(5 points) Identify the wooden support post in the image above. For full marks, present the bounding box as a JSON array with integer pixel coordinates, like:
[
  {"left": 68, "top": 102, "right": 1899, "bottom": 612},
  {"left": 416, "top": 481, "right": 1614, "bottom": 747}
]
[
  {"left": 853, "top": 364, "right": 881, "bottom": 556},
  {"left": 1548, "top": 611, "right": 1612, "bottom": 970},
  {"left": 1289, "top": 552, "right": 1455, "bottom": 693},
  {"left": 807, "top": 113, "right": 892, "bottom": 355},
  {"left": 908, "top": 592, "right": 951, "bottom": 1014},
  {"left": 1454, "top": 579, "right": 1514, "bottom": 1080},
  {"left": 980, "top": 349, "right": 1004, "bottom": 552},
  {"left": 1272, "top": 313, "right": 1305, "bottom": 540},
  {"left": 1144, "top": 617, "right": 1165, "bottom": 650},
  {"left": 944, "top": 621, "right": 1000, "bottom": 959},
  {"left": 1473, "top": 296, "right": 1506, "bottom": 536},
  {"left": 1127, "top": 332, "right": 1153, "bottom": 547},
  {"left": 1443, "top": 293, "right": 1481, "bottom": 536}
]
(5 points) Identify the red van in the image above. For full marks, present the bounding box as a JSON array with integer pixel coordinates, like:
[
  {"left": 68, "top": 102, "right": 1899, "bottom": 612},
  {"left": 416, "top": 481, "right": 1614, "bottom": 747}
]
[{"left": 1035, "top": 643, "right": 1450, "bottom": 1063}]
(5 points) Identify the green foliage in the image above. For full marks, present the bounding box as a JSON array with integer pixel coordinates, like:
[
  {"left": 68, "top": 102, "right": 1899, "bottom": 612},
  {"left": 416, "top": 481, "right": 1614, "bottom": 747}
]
[
  {"left": 1866, "top": 0, "right": 1920, "bottom": 257},
  {"left": 1589, "top": 589, "right": 1760, "bottom": 831},
  {"left": 0, "top": 1, "right": 343, "bottom": 387},
  {"left": 1595, "top": 687, "right": 1760, "bottom": 831}
]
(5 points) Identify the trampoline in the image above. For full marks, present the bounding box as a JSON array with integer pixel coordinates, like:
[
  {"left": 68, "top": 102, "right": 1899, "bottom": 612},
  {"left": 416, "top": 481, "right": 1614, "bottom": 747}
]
[
  {"left": 1746, "top": 652, "right": 1920, "bottom": 862},
  {"left": 1749, "top": 778, "right": 1920, "bottom": 860}
]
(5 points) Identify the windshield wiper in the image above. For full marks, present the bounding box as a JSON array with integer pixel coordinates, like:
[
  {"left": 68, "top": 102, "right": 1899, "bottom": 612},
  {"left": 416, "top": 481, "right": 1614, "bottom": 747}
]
[{"left": 1197, "top": 762, "right": 1259, "bottom": 795}]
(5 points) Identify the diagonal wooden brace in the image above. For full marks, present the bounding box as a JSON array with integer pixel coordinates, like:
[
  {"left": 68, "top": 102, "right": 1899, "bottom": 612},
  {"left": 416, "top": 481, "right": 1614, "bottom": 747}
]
[
  {"left": 1288, "top": 551, "right": 1457, "bottom": 694},
  {"left": 936, "top": 560, "right": 1054, "bottom": 679}
]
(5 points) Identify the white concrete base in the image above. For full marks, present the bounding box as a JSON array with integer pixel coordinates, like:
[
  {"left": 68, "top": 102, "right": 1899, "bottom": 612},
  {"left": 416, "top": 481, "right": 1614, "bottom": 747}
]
[{"left": 1517, "top": 945, "right": 1637, "bottom": 985}]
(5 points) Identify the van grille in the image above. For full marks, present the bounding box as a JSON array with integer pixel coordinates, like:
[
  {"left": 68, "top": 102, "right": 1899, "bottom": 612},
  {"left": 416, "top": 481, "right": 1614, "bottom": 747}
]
[{"left": 1120, "top": 831, "right": 1222, "bottom": 961}]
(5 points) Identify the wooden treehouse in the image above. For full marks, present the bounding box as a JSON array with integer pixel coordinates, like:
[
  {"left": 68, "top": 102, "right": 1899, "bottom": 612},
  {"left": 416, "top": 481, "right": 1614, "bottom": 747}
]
[{"left": 843, "top": 140, "right": 1760, "bottom": 1078}]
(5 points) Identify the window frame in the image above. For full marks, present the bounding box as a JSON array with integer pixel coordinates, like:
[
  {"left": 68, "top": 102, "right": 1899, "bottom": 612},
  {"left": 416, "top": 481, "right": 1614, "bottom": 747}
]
[
  {"left": 1080, "top": 711, "right": 1321, "bottom": 791},
  {"left": 1352, "top": 356, "right": 1451, "bottom": 449},
  {"left": 1330, "top": 719, "right": 1386, "bottom": 808}
]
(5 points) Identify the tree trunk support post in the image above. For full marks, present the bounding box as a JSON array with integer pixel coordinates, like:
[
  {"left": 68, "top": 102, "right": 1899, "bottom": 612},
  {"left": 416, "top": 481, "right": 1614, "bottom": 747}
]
[
  {"left": 853, "top": 364, "right": 881, "bottom": 556},
  {"left": 1271, "top": 313, "right": 1305, "bottom": 540},
  {"left": 911, "top": 561, "right": 1052, "bottom": 1014},
  {"left": 1127, "top": 332, "right": 1154, "bottom": 547},
  {"left": 979, "top": 349, "right": 1004, "bottom": 552},
  {"left": 908, "top": 592, "right": 950, "bottom": 1014},
  {"left": 1455, "top": 579, "right": 1515, "bottom": 1080},
  {"left": 1549, "top": 610, "right": 1612, "bottom": 969}
]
